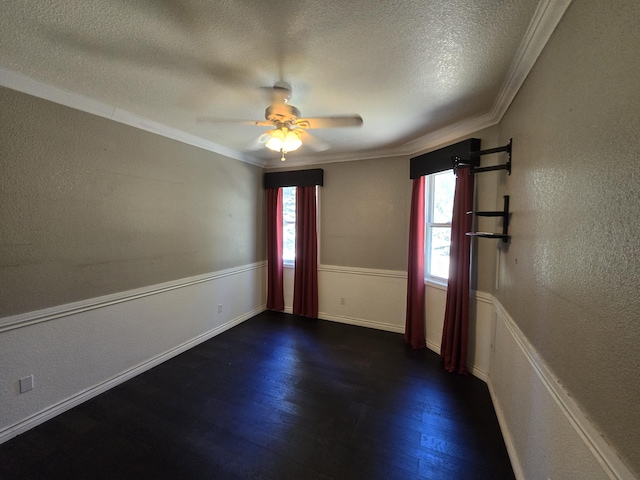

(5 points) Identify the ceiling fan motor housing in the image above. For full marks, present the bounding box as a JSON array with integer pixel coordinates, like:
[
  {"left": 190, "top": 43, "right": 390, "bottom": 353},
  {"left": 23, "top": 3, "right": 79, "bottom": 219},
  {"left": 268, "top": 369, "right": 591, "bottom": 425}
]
[{"left": 265, "top": 104, "right": 301, "bottom": 125}]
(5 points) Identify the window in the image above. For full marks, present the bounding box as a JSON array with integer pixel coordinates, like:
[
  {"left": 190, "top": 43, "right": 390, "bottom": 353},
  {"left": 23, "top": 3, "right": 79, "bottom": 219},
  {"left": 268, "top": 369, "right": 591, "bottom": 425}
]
[
  {"left": 425, "top": 170, "right": 456, "bottom": 279},
  {"left": 282, "top": 186, "right": 296, "bottom": 265}
]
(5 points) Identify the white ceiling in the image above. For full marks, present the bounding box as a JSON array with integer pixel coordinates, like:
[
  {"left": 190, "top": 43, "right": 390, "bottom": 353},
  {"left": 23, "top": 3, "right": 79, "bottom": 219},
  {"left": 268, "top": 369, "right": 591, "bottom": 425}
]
[{"left": 0, "top": 1, "right": 570, "bottom": 167}]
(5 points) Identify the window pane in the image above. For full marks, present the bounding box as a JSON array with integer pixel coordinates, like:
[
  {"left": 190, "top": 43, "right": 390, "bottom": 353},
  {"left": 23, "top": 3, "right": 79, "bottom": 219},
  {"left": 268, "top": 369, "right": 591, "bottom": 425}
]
[
  {"left": 282, "top": 187, "right": 296, "bottom": 263},
  {"left": 433, "top": 171, "right": 456, "bottom": 223},
  {"left": 429, "top": 227, "right": 451, "bottom": 279}
]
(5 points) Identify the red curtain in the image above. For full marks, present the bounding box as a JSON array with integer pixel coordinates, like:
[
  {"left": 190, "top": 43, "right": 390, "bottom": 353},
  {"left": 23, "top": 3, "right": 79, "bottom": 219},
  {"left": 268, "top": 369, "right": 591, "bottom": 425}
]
[
  {"left": 441, "top": 166, "right": 474, "bottom": 373},
  {"left": 266, "top": 188, "right": 284, "bottom": 311},
  {"left": 293, "top": 186, "right": 318, "bottom": 318},
  {"left": 405, "top": 176, "right": 426, "bottom": 349}
]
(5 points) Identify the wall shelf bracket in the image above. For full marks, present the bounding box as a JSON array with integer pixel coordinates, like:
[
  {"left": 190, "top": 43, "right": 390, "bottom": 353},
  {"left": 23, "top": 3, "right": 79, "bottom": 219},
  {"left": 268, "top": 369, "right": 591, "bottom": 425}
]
[
  {"left": 466, "top": 195, "right": 510, "bottom": 243},
  {"left": 453, "top": 138, "right": 512, "bottom": 175}
]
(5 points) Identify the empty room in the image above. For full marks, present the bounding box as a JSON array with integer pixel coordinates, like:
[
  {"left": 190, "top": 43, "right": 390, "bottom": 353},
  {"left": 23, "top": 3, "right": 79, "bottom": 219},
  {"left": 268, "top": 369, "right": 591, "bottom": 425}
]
[{"left": 1, "top": 1, "right": 638, "bottom": 479}]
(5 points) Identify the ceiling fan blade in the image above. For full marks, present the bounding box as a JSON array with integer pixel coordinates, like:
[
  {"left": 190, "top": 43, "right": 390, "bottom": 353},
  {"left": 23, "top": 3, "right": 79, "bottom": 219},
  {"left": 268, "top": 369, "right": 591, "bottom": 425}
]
[
  {"left": 296, "top": 115, "right": 363, "bottom": 129},
  {"left": 300, "top": 131, "right": 330, "bottom": 152},
  {"left": 246, "top": 132, "right": 272, "bottom": 151},
  {"left": 196, "top": 116, "right": 272, "bottom": 127}
]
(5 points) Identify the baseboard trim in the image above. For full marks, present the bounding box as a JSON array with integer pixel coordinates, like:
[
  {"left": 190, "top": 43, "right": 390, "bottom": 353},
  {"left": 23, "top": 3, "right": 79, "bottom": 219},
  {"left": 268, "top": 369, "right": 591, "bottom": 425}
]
[
  {"left": 0, "top": 305, "right": 266, "bottom": 445},
  {"left": 487, "top": 379, "right": 526, "bottom": 480},
  {"left": 426, "top": 339, "right": 488, "bottom": 382},
  {"left": 491, "top": 298, "right": 634, "bottom": 480},
  {"left": 426, "top": 339, "right": 440, "bottom": 354},
  {"left": 281, "top": 307, "right": 404, "bottom": 334},
  {"left": 469, "top": 365, "right": 488, "bottom": 382},
  {"left": 0, "top": 262, "right": 267, "bottom": 333},
  {"left": 318, "top": 312, "right": 405, "bottom": 334}
]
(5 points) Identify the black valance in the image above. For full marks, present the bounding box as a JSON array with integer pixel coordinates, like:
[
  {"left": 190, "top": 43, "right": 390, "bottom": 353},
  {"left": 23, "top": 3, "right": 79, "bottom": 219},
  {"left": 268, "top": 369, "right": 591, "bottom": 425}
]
[
  {"left": 410, "top": 138, "right": 480, "bottom": 178},
  {"left": 264, "top": 169, "right": 324, "bottom": 189}
]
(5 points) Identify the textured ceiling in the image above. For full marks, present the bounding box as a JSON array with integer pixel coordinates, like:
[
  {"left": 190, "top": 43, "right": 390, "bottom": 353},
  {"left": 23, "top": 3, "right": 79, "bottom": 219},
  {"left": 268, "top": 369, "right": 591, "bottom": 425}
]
[{"left": 0, "top": 0, "right": 561, "bottom": 166}]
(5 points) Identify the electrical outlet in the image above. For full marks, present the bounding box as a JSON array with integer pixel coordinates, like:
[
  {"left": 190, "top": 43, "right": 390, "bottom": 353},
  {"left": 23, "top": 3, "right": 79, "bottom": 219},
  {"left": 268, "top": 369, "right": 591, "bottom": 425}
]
[
  {"left": 19, "top": 375, "right": 34, "bottom": 394},
  {"left": 340, "top": 297, "right": 345, "bottom": 305},
  {"left": 218, "top": 304, "right": 222, "bottom": 313}
]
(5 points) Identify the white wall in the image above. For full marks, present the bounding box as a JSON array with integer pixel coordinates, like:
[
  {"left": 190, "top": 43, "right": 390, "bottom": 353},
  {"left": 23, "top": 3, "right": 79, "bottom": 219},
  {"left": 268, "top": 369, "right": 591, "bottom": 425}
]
[
  {"left": 0, "top": 262, "right": 267, "bottom": 444},
  {"left": 488, "top": 299, "right": 634, "bottom": 480},
  {"left": 283, "top": 265, "right": 494, "bottom": 380}
]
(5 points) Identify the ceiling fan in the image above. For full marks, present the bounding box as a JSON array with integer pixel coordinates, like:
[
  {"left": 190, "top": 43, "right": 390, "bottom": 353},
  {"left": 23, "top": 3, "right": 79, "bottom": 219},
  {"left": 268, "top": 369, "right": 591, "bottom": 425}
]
[{"left": 197, "top": 81, "right": 363, "bottom": 161}]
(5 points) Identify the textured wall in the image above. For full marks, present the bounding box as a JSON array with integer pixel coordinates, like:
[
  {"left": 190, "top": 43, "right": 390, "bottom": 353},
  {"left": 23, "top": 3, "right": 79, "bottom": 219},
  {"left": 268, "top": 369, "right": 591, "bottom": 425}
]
[
  {"left": 495, "top": 0, "right": 640, "bottom": 473},
  {"left": 319, "top": 156, "right": 410, "bottom": 271},
  {"left": 271, "top": 125, "right": 501, "bottom": 292},
  {"left": 0, "top": 87, "right": 265, "bottom": 317}
]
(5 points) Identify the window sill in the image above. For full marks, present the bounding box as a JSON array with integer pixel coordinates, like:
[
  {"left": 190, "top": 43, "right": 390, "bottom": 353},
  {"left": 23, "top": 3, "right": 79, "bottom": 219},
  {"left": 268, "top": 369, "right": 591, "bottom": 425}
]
[{"left": 424, "top": 277, "right": 448, "bottom": 291}]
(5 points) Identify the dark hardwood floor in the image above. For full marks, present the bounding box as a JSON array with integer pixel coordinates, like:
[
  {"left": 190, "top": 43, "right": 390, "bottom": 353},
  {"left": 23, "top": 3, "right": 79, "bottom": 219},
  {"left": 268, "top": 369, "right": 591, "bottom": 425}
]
[{"left": 0, "top": 311, "right": 515, "bottom": 479}]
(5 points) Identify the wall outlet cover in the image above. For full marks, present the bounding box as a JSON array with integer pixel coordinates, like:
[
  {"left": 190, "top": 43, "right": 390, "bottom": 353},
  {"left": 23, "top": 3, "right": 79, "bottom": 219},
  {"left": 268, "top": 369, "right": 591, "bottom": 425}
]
[{"left": 19, "top": 375, "right": 34, "bottom": 394}]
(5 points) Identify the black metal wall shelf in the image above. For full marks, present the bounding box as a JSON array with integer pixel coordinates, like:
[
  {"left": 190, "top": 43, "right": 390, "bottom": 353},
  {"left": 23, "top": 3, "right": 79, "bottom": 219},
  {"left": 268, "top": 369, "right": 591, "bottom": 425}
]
[
  {"left": 449, "top": 138, "right": 513, "bottom": 243},
  {"left": 466, "top": 195, "right": 510, "bottom": 243},
  {"left": 453, "top": 138, "right": 512, "bottom": 175}
]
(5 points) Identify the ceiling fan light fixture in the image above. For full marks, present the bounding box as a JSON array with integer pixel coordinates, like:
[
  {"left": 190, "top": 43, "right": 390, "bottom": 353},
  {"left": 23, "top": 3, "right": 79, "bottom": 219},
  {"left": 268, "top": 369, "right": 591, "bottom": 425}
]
[
  {"left": 265, "top": 128, "right": 302, "bottom": 154},
  {"left": 283, "top": 130, "right": 302, "bottom": 152},
  {"left": 264, "top": 130, "right": 284, "bottom": 152}
]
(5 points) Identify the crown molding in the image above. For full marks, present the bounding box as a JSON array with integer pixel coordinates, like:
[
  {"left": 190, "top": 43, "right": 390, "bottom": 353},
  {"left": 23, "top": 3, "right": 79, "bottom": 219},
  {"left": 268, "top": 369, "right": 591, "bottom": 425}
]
[
  {"left": 284, "top": 0, "right": 572, "bottom": 166},
  {"left": 1, "top": 0, "right": 570, "bottom": 170},
  {"left": 264, "top": 112, "right": 495, "bottom": 169},
  {"left": 0, "top": 68, "right": 266, "bottom": 168},
  {"left": 489, "top": 0, "right": 573, "bottom": 121},
  {"left": 387, "top": 0, "right": 573, "bottom": 159},
  {"left": 400, "top": 113, "right": 498, "bottom": 157},
  {"left": 263, "top": 145, "right": 413, "bottom": 169}
]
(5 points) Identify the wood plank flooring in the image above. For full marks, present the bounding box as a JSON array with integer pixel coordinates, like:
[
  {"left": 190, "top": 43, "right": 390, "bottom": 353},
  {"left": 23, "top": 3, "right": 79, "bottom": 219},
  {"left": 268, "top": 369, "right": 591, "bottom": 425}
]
[{"left": 0, "top": 311, "right": 515, "bottom": 479}]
